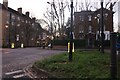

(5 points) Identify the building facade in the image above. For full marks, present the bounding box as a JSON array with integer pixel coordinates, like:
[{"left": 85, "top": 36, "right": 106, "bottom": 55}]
[
  {"left": 74, "top": 8, "right": 113, "bottom": 47},
  {"left": 0, "top": 0, "right": 46, "bottom": 48}
]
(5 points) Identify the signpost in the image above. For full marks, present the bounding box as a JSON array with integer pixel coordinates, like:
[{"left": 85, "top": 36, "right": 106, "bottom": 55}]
[
  {"left": 110, "top": 33, "right": 117, "bottom": 78},
  {"left": 69, "top": 0, "right": 73, "bottom": 62}
]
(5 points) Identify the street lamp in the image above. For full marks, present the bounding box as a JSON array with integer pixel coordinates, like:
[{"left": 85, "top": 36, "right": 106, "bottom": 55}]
[
  {"left": 100, "top": 0, "right": 104, "bottom": 53},
  {"left": 95, "top": 14, "right": 100, "bottom": 51},
  {"left": 47, "top": 1, "right": 53, "bottom": 35},
  {"left": 5, "top": 25, "right": 8, "bottom": 28},
  {"left": 69, "top": 0, "right": 73, "bottom": 62},
  {"left": 47, "top": 1, "right": 53, "bottom": 49}
]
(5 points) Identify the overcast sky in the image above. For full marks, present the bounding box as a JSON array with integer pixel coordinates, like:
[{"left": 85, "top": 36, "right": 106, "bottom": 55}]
[
  {"left": 0, "top": 0, "right": 118, "bottom": 18},
  {"left": 0, "top": 0, "right": 119, "bottom": 31}
]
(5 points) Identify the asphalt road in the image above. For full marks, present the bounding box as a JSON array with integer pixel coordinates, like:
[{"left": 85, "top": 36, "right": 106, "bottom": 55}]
[{"left": 2, "top": 48, "right": 65, "bottom": 78}]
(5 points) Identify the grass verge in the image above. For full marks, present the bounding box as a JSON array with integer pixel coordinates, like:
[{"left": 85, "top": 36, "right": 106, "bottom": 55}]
[{"left": 34, "top": 50, "right": 110, "bottom": 78}]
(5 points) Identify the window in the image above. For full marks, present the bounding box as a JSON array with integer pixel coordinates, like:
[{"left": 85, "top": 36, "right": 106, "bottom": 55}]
[
  {"left": 11, "top": 22, "right": 14, "bottom": 26},
  {"left": 104, "top": 13, "right": 108, "bottom": 20},
  {"left": 32, "top": 23, "right": 35, "bottom": 27},
  {"left": 12, "top": 15, "right": 15, "bottom": 20},
  {"left": 22, "top": 19, "right": 24, "bottom": 23},
  {"left": 105, "top": 13, "right": 108, "bottom": 17},
  {"left": 6, "top": 21, "right": 9, "bottom": 24},
  {"left": 97, "top": 14, "right": 100, "bottom": 17},
  {"left": 79, "top": 25, "right": 84, "bottom": 33},
  {"left": 17, "top": 17, "right": 20, "bottom": 21},
  {"left": 104, "top": 25, "right": 105, "bottom": 31},
  {"left": 26, "top": 20, "right": 28, "bottom": 23},
  {"left": 80, "top": 16, "right": 82, "bottom": 21},
  {"left": 16, "top": 34, "right": 19, "bottom": 41},
  {"left": 17, "top": 24, "right": 20, "bottom": 27},
  {"left": 88, "top": 15, "right": 92, "bottom": 21},
  {"left": 80, "top": 16, "right": 84, "bottom": 21},
  {"left": 88, "top": 25, "right": 92, "bottom": 33}
]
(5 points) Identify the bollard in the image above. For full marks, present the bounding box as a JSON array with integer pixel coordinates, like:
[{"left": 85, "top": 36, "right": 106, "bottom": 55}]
[
  {"left": 68, "top": 42, "right": 74, "bottom": 53},
  {"left": 11, "top": 43, "right": 14, "bottom": 49},
  {"left": 68, "top": 42, "right": 70, "bottom": 53},
  {"left": 110, "top": 32, "right": 117, "bottom": 79},
  {"left": 21, "top": 43, "right": 24, "bottom": 48}
]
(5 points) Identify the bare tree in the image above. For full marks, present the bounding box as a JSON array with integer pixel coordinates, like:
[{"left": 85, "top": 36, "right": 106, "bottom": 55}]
[{"left": 42, "top": 0, "right": 68, "bottom": 37}]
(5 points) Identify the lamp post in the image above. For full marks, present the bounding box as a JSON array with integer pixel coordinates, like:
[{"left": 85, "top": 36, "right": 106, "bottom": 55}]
[
  {"left": 47, "top": 2, "right": 53, "bottom": 34},
  {"left": 47, "top": 1, "right": 53, "bottom": 48},
  {"left": 95, "top": 14, "right": 100, "bottom": 51},
  {"left": 100, "top": 0, "right": 104, "bottom": 53},
  {"left": 69, "top": 0, "right": 73, "bottom": 62}
]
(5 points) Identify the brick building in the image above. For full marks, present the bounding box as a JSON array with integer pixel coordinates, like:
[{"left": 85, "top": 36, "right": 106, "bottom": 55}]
[
  {"left": 0, "top": 0, "right": 46, "bottom": 48},
  {"left": 74, "top": 8, "right": 113, "bottom": 47}
]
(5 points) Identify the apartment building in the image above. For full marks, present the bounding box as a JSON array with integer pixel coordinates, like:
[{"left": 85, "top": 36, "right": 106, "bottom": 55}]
[
  {"left": 0, "top": 0, "right": 45, "bottom": 48},
  {"left": 74, "top": 8, "right": 113, "bottom": 47}
]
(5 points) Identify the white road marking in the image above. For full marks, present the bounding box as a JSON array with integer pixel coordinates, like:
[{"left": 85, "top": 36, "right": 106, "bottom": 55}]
[
  {"left": 4, "top": 52, "right": 10, "bottom": 54},
  {"left": 13, "top": 73, "right": 26, "bottom": 78},
  {"left": 5, "top": 70, "right": 23, "bottom": 75}
]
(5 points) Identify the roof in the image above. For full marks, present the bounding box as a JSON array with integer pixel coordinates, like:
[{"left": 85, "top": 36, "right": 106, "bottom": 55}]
[
  {"left": 0, "top": 3, "right": 31, "bottom": 20},
  {"left": 74, "top": 10, "right": 94, "bottom": 15},
  {"left": 93, "top": 8, "right": 113, "bottom": 13},
  {"left": 0, "top": 3, "right": 6, "bottom": 10}
]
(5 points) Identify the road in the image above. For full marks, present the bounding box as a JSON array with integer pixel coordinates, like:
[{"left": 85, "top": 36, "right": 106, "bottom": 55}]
[{"left": 2, "top": 48, "right": 65, "bottom": 78}]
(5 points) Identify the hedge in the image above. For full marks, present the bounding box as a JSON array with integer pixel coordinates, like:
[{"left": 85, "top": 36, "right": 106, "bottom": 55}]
[
  {"left": 94, "top": 40, "right": 110, "bottom": 48},
  {"left": 52, "top": 39, "right": 110, "bottom": 48},
  {"left": 52, "top": 39, "right": 86, "bottom": 48}
]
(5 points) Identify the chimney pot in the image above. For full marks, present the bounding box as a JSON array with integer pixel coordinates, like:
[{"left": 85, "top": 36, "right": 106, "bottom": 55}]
[
  {"left": 26, "top": 12, "right": 29, "bottom": 17},
  {"left": 18, "top": 8, "right": 22, "bottom": 14},
  {"left": 3, "top": 0, "right": 8, "bottom": 8}
]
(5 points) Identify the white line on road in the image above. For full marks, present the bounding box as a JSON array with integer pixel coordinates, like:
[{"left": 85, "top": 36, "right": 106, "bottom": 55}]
[
  {"left": 5, "top": 70, "right": 23, "bottom": 75},
  {"left": 13, "top": 73, "right": 26, "bottom": 78},
  {"left": 4, "top": 52, "right": 10, "bottom": 54}
]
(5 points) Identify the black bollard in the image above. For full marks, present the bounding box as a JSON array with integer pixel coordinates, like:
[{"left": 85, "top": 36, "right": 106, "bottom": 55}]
[{"left": 110, "top": 32, "right": 117, "bottom": 79}]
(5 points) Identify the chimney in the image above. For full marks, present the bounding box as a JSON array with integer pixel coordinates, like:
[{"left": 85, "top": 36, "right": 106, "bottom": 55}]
[
  {"left": 26, "top": 12, "right": 29, "bottom": 17},
  {"left": 18, "top": 8, "right": 22, "bottom": 14},
  {"left": 32, "top": 17, "right": 36, "bottom": 22},
  {"left": 3, "top": 0, "right": 8, "bottom": 9}
]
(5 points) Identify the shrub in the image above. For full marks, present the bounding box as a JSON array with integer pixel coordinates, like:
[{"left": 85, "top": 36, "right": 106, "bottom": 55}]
[{"left": 52, "top": 39, "right": 86, "bottom": 48}]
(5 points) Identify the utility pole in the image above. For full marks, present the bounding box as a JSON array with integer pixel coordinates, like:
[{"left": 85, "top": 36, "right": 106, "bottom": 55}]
[
  {"left": 47, "top": 1, "right": 53, "bottom": 49},
  {"left": 100, "top": 0, "right": 104, "bottom": 53},
  {"left": 69, "top": 0, "right": 73, "bottom": 62},
  {"left": 110, "top": 32, "right": 117, "bottom": 79},
  {"left": 110, "top": 3, "right": 114, "bottom": 32}
]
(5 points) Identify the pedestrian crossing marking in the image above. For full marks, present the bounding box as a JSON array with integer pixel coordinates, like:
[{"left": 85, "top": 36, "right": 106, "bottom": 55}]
[
  {"left": 4, "top": 69, "right": 28, "bottom": 78},
  {"left": 5, "top": 70, "right": 23, "bottom": 75},
  {"left": 13, "top": 73, "right": 26, "bottom": 78}
]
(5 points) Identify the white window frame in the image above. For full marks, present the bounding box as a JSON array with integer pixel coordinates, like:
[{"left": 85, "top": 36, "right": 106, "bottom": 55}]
[
  {"left": 88, "top": 15, "right": 92, "bottom": 21},
  {"left": 88, "top": 25, "right": 92, "bottom": 33},
  {"left": 79, "top": 25, "right": 84, "bottom": 33}
]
